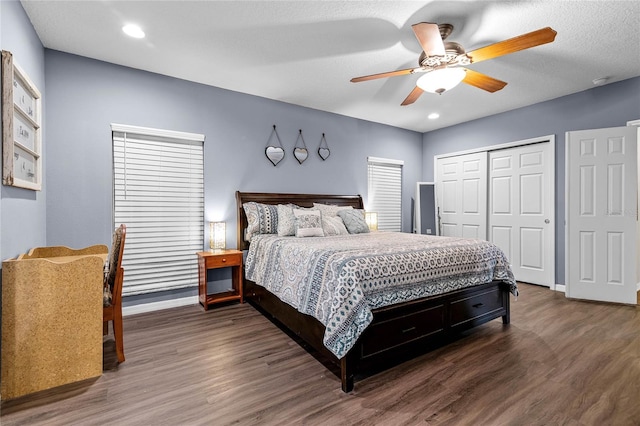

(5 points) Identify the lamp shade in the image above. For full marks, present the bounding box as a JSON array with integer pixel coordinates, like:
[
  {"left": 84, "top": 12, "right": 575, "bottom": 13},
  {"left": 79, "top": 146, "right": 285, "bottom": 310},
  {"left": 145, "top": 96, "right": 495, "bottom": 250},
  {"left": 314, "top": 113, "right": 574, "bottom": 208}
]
[
  {"left": 416, "top": 68, "right": 466, "bottom": 94},
  {"left": 210, "top": 221, "right": 226, "bottom": 250},
  {"left": 365, "top": 212, "right": 378, "bottom": 231}
]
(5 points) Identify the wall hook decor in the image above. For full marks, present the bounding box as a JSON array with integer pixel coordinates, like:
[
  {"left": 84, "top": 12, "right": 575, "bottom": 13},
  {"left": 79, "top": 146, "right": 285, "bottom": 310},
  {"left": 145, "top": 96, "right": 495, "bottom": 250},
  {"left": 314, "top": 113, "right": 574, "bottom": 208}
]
[
  {"left": 317, "top": 133, "right": 330, "bottom": 161},
  {"left": 293, "top": 129, "right": 308, "bottom": 164},
  {"left": 265, "top": 124, "right": 285, "bottom": 166}
]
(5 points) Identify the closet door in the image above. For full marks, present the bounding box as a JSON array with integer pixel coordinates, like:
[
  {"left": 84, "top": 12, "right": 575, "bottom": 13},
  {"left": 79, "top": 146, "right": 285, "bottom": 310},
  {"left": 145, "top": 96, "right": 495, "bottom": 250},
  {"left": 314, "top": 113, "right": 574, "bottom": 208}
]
[
  {"left": 489, "top": 143, "right": 554, "bottom": 286},
  {"left": 566, "top": 126, "right": 637, "bottom": 304},
  {"left": 436, "top": 152, "right": 487, "bottom": 239}
]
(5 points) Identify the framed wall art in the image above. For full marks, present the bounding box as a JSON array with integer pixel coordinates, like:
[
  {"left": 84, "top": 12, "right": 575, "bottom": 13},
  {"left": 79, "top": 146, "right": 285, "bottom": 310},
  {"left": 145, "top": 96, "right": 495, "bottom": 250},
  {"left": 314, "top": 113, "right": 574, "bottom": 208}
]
[{"left": 2, "top": 50, "right": 42, "bottom": 191}]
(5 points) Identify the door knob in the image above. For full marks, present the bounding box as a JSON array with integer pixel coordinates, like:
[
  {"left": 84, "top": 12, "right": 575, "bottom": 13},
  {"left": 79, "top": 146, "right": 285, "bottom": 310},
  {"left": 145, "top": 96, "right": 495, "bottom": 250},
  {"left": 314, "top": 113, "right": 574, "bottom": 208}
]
[{"left": 544, "top": 219, "right": 550, "bottom": 224}]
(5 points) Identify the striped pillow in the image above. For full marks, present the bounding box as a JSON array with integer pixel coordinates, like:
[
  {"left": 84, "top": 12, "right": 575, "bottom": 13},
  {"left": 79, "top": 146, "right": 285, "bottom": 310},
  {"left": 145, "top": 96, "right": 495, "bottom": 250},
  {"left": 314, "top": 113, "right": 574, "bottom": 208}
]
[{"left": 243, "top": 202, "right": 279, "bottom": 241}]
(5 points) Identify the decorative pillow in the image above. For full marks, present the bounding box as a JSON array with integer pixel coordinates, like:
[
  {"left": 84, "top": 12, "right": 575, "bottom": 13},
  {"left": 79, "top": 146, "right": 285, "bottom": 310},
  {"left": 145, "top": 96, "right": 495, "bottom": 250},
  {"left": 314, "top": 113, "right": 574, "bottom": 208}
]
[
  {"left": 243, "top": 202, "right": 278, "bottom": 241},
  {"left": 277, "top": 204, "right": 298, "bottom": 236},
  {"left": 337, "top": 209, "right": 370, "bottom": 234},
  {"left": 313, "top": 203, "right": 353, "bottom": 217},
  {"left": 293, "top": 208, "right": 324, "bottom": 237},
  {"left": 322, "top": 215, "right": 349, "bottom": 236}
]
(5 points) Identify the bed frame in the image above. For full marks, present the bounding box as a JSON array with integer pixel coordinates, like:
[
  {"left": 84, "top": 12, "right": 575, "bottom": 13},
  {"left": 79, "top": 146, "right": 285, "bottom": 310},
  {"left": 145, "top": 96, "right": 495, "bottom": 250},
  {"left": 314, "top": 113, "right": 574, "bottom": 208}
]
[{"left": 236, "top": 191, "right": 511, "bottom": 392}]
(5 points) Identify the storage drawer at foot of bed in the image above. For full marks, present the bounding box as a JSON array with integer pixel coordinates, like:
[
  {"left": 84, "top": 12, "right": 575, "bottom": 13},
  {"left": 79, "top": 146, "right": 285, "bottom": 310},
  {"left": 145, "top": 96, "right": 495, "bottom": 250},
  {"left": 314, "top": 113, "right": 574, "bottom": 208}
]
[
  {"left": 449, "top": 287, "right": 505, "bottom": 328},
  {"left": 359, "top": 304, "right": 445, "bottom": 358}
]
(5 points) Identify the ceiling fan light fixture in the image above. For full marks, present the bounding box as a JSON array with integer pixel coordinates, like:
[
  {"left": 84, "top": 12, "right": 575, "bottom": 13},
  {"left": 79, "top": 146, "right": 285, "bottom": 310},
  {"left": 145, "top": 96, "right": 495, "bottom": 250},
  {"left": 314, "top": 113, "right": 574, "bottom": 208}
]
[{"left": 417, "top": 68, "right": 466, "bottom": 94}]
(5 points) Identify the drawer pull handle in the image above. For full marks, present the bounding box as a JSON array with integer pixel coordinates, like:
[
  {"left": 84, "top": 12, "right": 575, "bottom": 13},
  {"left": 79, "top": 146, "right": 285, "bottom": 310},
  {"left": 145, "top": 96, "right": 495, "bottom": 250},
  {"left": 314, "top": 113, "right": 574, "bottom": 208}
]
[
  {"left": 222, "top": 258, "right": 227, "bottom": 262},
  {"left": 402, "top": 326, "right": 416, "bottom": 333},
  {"left": 472, "top": 303, "right": 484, "bottom": 308}
]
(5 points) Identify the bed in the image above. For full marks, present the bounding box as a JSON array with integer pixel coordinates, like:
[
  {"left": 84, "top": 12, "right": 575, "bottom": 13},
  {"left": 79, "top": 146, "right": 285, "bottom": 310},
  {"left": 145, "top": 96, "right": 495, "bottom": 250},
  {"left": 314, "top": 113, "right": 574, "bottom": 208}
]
[{"left": 236, "top": 191, "right": 516, "bottom": 392}]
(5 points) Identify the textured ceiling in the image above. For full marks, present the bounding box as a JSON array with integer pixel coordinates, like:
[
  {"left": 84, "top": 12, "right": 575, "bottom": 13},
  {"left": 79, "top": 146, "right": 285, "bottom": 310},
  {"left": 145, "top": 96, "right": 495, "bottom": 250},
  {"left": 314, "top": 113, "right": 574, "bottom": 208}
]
[{"left": 20, "top": 1, "right": 640, "bottom": 133}]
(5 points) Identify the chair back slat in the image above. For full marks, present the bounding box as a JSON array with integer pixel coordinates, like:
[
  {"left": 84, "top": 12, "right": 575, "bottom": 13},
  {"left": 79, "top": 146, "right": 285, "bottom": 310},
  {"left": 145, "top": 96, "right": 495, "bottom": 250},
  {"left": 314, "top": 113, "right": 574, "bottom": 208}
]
[{"left": 107, "top": 224, "right": 126, "bottom": 291}]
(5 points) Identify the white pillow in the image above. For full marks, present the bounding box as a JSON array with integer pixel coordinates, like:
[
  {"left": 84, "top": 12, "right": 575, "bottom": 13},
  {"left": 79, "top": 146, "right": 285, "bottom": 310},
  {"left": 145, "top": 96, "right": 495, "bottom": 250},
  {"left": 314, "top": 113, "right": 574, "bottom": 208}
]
[
  {"left": 293, "top": 209, "right": 324, "bottom": 237},
  {"left": 243, "top": 202, "right": 278, "bottom": 241},
  {"left": 277, "top": 204, "right": 297, "bottom": 236},
  {"left": 312, "top": 203, "right": 353, "bottom": 217},
  {"left": 322, "top": 215, "right": 349, "bottom": 236}
]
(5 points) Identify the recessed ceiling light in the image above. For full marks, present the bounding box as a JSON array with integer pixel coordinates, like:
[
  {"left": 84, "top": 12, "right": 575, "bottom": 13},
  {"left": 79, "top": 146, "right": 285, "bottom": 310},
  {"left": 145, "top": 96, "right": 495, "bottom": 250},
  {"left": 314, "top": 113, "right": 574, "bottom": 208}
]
[
  {"left": 122, "top": 24, "right": 145, "bottom": 39},
  {"left": 428, "top": 113, "right": 440, "bottom": 120}
]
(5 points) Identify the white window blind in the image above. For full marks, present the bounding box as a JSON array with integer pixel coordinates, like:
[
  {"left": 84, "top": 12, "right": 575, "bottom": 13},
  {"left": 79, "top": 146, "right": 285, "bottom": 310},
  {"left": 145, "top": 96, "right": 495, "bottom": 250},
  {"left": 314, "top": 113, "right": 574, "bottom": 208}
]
[
  {"left": 367, "top": 157, "right": 403, "bottom": 232},
  {"left": 112, "top": 124, "right": 204, "bottom": 296}
]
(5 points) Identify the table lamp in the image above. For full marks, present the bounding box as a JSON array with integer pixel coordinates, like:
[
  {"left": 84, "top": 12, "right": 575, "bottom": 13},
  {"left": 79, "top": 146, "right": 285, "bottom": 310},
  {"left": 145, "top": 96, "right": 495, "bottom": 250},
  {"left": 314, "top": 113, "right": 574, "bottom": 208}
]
[
  {"left": 365, "top": 212, "right": 378, "bottom": 231},
  {"left": 210, "top": 221, "right": 226, "bottom": 251}
]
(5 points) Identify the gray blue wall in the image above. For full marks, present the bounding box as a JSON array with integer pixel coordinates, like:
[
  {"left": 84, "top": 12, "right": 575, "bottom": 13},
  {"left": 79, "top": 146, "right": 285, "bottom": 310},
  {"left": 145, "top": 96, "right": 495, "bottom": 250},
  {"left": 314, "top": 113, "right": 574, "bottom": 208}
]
[
  {"left": 44, "top": 50, "right": 423, "bottom": 305},
  {"left": 0, "top": 0, "right": 47, "bottom": 262},
  {"left": 422, "top": 77, "right": 640, "bottom": 285}
]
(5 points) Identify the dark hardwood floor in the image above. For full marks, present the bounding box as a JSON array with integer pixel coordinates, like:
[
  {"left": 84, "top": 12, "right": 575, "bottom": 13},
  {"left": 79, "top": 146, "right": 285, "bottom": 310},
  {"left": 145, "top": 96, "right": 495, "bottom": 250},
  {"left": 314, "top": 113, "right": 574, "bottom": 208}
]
[{"left": 2, "top": 283, "right": 639, "bottom": 425}]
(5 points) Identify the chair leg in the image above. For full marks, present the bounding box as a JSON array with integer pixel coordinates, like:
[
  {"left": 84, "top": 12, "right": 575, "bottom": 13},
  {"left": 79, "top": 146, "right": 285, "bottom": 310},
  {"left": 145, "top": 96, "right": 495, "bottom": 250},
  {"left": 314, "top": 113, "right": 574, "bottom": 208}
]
[
  {"left": 103, "top": 322, "right": 109, "bottom": 335},
  {"left": 113, "top": 307, "right": 125, "bottom": 363}
]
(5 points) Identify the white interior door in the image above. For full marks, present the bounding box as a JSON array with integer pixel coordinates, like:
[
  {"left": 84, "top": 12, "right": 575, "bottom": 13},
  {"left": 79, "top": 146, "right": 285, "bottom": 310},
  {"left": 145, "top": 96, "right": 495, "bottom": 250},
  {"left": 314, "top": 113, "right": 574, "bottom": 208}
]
[
  {"left": 566, "top": 126, "right": 637, "bottom": 304},
  {"left": 489, "top": 142, "right": 554, "bottom": 286},
  {"left": 436, "top": 152, "right": 487, "bottom": 239}
]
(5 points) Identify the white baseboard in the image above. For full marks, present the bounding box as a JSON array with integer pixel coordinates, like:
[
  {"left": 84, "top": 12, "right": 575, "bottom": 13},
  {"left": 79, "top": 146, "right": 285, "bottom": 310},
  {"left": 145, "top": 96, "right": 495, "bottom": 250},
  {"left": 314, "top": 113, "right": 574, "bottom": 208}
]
[
  {"left": 122, "top": 282, "right": 574, "bottom": 314},
  {"left": 123, "top": 296, "right": 198, "bottom": 316}
]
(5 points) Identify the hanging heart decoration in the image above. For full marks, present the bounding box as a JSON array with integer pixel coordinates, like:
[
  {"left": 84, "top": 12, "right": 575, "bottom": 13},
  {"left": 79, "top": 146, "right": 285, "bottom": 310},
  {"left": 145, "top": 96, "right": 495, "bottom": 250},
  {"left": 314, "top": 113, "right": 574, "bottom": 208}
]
[
  {"left": 293, "top": 129, "right": 308, "bottom": 165},
  {"left": 317, "top": 133, "right": 330, "bottom": 161},
  {"left": 318, "top": 148, "right": 330, "bottom": 161},
  {"left": 294, "top": 148, "right": 308, "bottom": 164},
  {"left": 265, "top": 146, "right": 285, "bottom": 166},
  {"left": 265, "top": 125, "right": 285, "bottom": 166}
]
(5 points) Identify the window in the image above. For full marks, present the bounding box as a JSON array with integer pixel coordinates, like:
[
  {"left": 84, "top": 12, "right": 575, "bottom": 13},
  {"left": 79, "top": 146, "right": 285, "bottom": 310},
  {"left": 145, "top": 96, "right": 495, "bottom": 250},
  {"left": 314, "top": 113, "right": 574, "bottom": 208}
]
[
  {"left": 367, "top": 156, "right": 403, "bottom": 232},
  {"left": 112, "top": 124, "right": 204, "bottom": 295}
]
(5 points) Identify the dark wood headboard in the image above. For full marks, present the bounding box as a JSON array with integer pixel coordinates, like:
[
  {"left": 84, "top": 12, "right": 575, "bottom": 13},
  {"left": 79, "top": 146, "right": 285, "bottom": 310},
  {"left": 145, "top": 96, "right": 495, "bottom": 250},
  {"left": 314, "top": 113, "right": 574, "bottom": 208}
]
[{"left": 235, "top": 191, "right": 364, "bottom": 251}]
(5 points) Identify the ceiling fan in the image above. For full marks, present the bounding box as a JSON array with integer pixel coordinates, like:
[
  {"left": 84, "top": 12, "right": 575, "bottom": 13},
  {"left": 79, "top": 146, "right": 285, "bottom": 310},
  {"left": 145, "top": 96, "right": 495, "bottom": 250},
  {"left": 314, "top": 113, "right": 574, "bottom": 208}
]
[{"left": 351, "top": 23, "right": 557, "bottom": 106}]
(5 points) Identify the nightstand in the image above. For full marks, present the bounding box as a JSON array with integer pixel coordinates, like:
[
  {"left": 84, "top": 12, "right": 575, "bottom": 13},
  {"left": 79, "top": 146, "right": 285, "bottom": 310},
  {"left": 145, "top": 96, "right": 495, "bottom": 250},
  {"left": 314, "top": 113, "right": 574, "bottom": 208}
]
[{"left": 196, "top": 249, "right": 243, "bottom": 310}]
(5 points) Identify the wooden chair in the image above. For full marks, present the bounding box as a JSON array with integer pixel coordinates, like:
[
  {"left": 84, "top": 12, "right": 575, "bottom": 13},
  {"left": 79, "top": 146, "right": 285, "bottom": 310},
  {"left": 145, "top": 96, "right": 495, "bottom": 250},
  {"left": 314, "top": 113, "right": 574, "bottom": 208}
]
[{"left": 103, "top": 224, "right": 126, "bottom": 363}]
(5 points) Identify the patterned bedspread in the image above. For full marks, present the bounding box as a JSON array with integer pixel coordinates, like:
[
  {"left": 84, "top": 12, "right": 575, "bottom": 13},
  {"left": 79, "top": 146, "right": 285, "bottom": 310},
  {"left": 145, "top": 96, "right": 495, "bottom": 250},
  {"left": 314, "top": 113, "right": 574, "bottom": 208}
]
[{"left": 245, "top": 232, "right": 516, "bottom": 358}]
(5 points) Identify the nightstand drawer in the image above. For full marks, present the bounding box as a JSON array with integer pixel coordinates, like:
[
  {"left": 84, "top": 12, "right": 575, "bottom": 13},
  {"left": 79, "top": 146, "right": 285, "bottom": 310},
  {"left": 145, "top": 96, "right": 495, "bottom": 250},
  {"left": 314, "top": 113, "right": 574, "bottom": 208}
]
[{"left": 206, "top": 252, "right": 242, "bottom": 268}]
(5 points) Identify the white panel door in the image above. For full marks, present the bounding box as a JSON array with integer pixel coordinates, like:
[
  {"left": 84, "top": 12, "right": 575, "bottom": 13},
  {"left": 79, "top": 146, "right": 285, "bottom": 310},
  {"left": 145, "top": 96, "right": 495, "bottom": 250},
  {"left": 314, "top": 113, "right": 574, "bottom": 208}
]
[
  {"left": 489, "top": 143, "right": 554, "bottom": 286},
  {"left": 566, "top": 126, "right": 637, "bottom": 304},
  {"left": 436, "top": 152, "right": 487, "bottom": 239}
]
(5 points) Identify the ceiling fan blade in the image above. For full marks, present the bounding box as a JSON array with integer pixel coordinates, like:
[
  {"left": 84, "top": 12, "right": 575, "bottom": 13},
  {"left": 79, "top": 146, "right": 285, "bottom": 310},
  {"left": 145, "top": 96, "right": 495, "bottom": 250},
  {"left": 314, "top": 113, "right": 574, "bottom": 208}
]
[
  {"left": 462, "top": 68, "right": 507, "bottom": 93},
  {"left": 467, "top": 27, "right": 557, "bottom": 63},
  {"left": 351, "top": 67, "right": 419, "bottom": 83},
  {"left": 401, "top": 86, "right": 424, "bottom": 106},
  {"left": 412, "top": 22, "right": 446, "bottom": 57}
]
